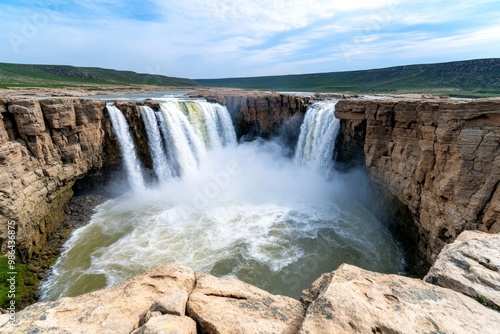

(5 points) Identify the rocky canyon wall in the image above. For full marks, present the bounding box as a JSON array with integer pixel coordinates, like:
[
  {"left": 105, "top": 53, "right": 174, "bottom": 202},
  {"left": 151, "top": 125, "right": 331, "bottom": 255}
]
[
  {"left": 335, "top": 98, "right": 500, "bottom": 264},
  {"left": 0, "top": 98, "right": 121, "bottom": 260}
]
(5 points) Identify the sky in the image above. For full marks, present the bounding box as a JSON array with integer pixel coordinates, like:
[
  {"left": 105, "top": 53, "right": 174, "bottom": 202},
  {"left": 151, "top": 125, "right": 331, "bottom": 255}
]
[{"left": 0, "top": 0, "right": 499, "bottom": 79}]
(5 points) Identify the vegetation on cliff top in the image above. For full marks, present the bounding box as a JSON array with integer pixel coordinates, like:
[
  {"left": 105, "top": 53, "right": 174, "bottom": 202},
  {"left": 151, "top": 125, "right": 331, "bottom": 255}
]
[
  {"left": 196, "top": 58, "right": 500, "bottom": 97},
  {"left": 2, "top": 59, "right": 499, "bottom": 97},
  {"left": 0, "top": 62, "right": 198, "bottom": 89}
]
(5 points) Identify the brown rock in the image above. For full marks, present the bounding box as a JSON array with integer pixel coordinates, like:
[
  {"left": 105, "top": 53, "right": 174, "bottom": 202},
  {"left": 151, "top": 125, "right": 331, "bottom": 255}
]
[
  {"left": 132, "top": 315, "right": 197, "bottom": 334},
  {"left": 0, "top": 264, "right": 196, "bottom": 334},
  {"left": 187, "top": 272, "right": 305, "bottom": 334},
  {"left": 336, "top": 98, "right": 500, "bottom": 264},
  {"left": 299, "top": 264, "right": 500, "bottom": 334},
  {"left": 0, "top": 98, "right": 118, "bottom": 258},
  {"left": 424, "top": 230, "right": 500, "bottom": 308}
]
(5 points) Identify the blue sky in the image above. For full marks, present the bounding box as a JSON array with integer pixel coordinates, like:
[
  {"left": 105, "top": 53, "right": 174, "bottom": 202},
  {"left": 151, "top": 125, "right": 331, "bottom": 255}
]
[{"left": 1, "top": 0, "right": 499, "bottom": 79}]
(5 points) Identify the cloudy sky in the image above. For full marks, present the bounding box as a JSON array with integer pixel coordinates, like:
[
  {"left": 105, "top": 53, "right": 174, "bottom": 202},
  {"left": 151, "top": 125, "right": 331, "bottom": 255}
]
[{"left": 1, "top": 0, "right": 499, "bottom": 78}]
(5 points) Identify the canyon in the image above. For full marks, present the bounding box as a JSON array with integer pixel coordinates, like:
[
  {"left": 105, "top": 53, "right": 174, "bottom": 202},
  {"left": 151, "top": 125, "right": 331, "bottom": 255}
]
[{"left": 0, "top": 90, "right": 499, "bottom": 332}]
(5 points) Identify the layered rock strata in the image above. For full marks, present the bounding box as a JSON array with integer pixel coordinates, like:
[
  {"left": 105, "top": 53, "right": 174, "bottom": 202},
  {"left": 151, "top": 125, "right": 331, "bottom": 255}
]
[
  {"left": 335, "top": 98, "right": 500, "bottom": 264},
  {"left": 0, "top": 98, "right": 118, "bottom": 260},
  {"left": 2, "top": 260, "right": 499, "bottom": 333}
]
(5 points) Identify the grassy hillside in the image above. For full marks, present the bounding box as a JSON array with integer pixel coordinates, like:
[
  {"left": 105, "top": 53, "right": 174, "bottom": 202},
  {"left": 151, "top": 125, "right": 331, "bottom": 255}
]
[
  {"left": 0, "top": 63, "right": 197, "bottom": 89},
  {"left": 196, "top": 59, "right": 500, "bottom": 97}
]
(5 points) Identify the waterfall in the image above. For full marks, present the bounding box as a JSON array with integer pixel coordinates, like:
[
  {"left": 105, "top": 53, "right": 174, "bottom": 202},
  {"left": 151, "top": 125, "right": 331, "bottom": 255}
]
[
  {"left": 106, "top": 103, "right": 145, "bottom": 190},
  {"left": 140, "top": 106, "right": 173, "bottom": 183},
  {"left": 156, "top": 99, "right": 237, "bottom": 178},
  {"left": 295, "top": 100, "right": 340, "bottom": 175}
]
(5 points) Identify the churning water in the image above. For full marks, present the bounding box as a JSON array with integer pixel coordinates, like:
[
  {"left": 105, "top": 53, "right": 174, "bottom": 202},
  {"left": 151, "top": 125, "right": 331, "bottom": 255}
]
[{"left": 39, "top": 99, "right": 403, "bottom": 301}]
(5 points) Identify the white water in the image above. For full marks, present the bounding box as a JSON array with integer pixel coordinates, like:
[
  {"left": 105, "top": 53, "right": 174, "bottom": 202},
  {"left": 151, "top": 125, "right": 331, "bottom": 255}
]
[
  {"left": 106, "top": 104, "right": 145, "bottom": 190},
  {"left": 40, "top": 100, "right": 403, "bottom": 301},
  {"left": 140, "top": 106, "right": 173, "bottom": 183},
  {"left": 157, "top": 99, "right": 236, "bottom": 178},
  {"left": 295, "top": 101, "right": 341, "bottom": 175}
]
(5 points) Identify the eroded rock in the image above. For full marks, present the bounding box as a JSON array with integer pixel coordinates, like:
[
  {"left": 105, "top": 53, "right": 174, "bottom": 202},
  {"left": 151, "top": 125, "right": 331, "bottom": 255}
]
[
  {"left": 187, "top": 272, "right": 305, "bottom": 334},
  {"left": 336, "top": 98, "right": 500, "bottom": 265},
  {"left": 132, "top": 314, "right": 197, "bottom": 334},
  {"left": 299, "top": 264, "right": 500, "bottom": 334},
  {"left": 424, "top": 230, "right": 500, "bottom": 308},
  {"left": 0, "top": 264, "right": 196, "bottom": 334}
]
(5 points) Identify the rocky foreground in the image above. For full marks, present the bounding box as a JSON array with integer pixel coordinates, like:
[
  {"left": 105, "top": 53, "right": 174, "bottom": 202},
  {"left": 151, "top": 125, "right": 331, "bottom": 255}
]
[{"left": 1, "top": 231, "right": 498, "bottom": 334}]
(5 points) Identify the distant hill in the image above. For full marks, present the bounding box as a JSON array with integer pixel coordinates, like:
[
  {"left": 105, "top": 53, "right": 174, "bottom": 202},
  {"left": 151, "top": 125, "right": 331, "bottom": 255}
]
[
  {"left": 0, "top": 63, "right": 197, "bottom": 89},
  {"left": 196, "top": 59, "right": 500, "bottom": 97}
]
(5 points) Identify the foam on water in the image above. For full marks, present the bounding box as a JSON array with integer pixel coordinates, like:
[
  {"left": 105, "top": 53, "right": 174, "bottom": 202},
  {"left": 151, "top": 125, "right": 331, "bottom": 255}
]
[{"left": 39, "top": 140, "right": 404, "bottom": 301}]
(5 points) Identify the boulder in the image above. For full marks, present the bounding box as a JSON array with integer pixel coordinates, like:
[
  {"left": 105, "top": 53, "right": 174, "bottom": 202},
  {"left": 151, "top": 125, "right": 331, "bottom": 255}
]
[
  {"left": 299, "top": 264, "right": 500, "bottom": 334},
  {"left": 187, "top": 272, "right": 305, "bottom": 334},
  {"left": 424, "top": 230, "right": 500, "bottom": 308},
  {"left": 151, "top": 291, "right": 189, "bottom": 316}
]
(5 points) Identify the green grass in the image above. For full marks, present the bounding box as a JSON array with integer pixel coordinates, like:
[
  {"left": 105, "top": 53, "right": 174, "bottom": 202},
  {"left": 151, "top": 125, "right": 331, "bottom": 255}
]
[
  {"left": 475, "top": 294, "right": 500, "bottom": 312},
  {"left": 0, "top": 256, "right": 39, "bottom": 310},
  {"left": 196, "top": 58, "right": 500, "bottom": 97},
  {"left": 0, "top": 62, "right": 198, "bottom": 89}
]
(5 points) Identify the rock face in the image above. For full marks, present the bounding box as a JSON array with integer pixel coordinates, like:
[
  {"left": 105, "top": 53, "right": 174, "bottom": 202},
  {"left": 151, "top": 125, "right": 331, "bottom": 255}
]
[
  {"left": 2, "top": 262, "right": 499, "bottom": 334},
  {"left": 0, "top": 98, "right": 120, "bottom": 259},
  {"left": 424, "top": 230, "right": 500, "bottom": 309},
  {"left": 336, "top": 98, "right": 500, "bottom": 264},
  {"left": 299, "top": 263, "right": 500, "bottom": 334},
  {"left": 188, "top": 90, "right": 310, "bottom": 138}
]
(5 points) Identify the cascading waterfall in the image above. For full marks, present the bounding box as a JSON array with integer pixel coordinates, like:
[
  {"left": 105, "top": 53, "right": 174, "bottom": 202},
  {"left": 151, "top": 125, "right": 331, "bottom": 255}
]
[
  {"left": 140, "top": 106, "right": 173, "bottom": 183},
  {"left": 294, "top": 101, "right": 341, "bottom": 175},
  {"left": 40, "top": 97, "right": 403, "bottom": 302},
  {"left": 157, "top": 99, "right": 237, "bottom": 177},
  {"left": 106, "top": 103, "right": 145, "bottom": 190}
]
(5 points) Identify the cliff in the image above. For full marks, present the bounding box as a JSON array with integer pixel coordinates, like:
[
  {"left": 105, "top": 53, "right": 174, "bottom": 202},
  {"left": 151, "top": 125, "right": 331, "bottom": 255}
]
[
  {"left": 335, "top": 98, "right": 500, "bottom": 264},
  {"left": 0, "top": 98, "right": 120, "bottom": 259}
]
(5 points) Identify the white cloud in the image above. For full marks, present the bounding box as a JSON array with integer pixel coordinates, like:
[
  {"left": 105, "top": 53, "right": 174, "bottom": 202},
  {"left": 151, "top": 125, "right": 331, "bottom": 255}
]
[{"left": 0, "top": 0, "right": 498, "bottom": 78}]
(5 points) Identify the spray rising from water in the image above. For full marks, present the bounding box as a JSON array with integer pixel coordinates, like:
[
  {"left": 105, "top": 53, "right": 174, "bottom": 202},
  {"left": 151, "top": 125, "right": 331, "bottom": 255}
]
[{"left": 39, "top": 99, "right": 403, "bottom": 301}]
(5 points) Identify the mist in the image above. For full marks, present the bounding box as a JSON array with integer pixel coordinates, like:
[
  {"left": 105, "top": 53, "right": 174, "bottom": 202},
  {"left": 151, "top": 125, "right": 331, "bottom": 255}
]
[{"left": 39, "top": 134, "right": 403, "bottom": 301}]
